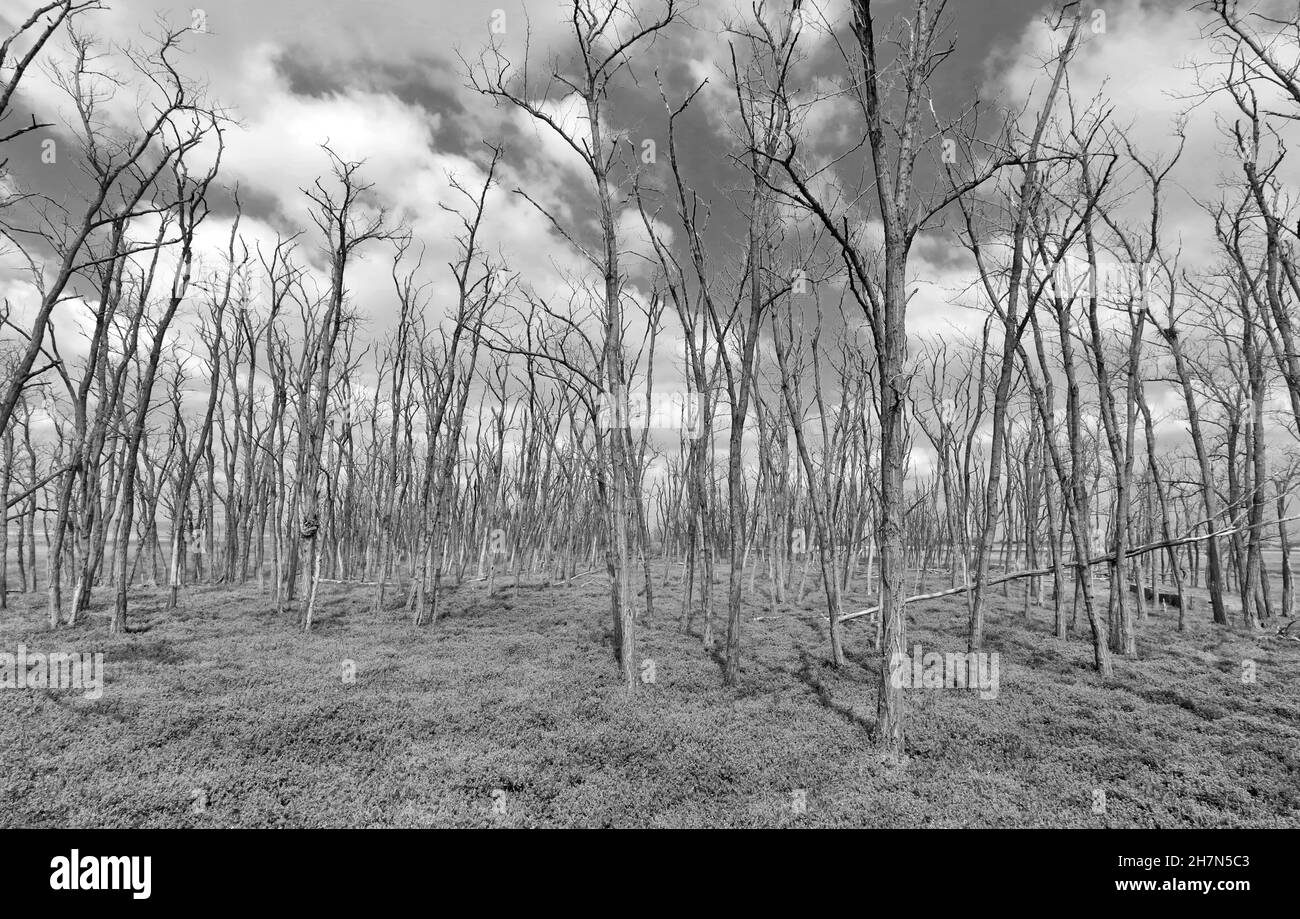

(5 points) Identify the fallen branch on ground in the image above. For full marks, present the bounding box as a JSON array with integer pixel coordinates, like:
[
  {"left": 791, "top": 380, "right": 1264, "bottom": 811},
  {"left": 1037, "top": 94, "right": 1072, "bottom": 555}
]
[{"left": 840, "top": 511, "right": 1300, "bottom": 625}]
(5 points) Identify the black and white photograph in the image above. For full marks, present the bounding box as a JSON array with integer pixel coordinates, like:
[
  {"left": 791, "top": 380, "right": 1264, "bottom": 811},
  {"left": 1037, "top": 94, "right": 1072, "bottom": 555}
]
[{"left": 0, "top": 0, "right": 1295, "bottom": 895}]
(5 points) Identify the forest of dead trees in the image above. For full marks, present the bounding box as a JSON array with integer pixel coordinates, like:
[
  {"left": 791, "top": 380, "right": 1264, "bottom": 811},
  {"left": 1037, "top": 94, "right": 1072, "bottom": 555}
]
[{"left": 2, "top": 0, "right": 1300, "bottom": 759}]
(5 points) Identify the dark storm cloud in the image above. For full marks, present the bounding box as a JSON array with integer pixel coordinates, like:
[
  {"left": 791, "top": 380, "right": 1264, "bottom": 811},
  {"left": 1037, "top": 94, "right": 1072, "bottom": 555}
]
[{"left": 271, "top": 48, "right": 472, "bottom": 154}]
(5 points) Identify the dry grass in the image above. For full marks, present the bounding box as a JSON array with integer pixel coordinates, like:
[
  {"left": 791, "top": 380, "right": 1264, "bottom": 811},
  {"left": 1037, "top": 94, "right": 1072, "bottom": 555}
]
[{"left": 1, "top": 567, "right": 1297, "bottom": 827}]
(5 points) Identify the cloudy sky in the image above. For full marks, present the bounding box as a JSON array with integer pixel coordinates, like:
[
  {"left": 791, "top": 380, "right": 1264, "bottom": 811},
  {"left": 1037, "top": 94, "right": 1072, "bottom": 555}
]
[{"left": 1, "top": 0, "right": 1289, "bottom": 474}]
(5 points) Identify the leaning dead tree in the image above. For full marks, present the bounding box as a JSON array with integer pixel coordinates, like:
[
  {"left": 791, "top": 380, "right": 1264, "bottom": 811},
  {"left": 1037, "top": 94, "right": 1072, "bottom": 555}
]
[{"left": 468, "top": 0, "right": 680, "bottom": 692}]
